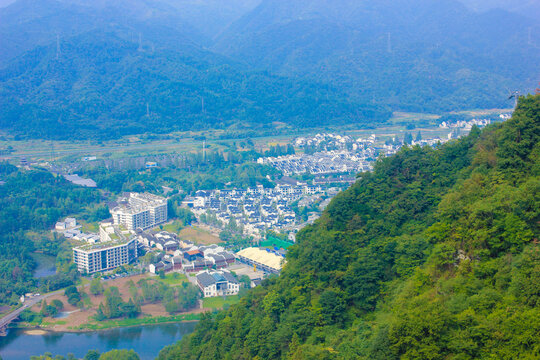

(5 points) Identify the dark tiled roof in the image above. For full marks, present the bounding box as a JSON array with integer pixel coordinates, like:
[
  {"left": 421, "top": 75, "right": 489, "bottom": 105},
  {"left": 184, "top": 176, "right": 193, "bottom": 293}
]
[
  {"left": 197, "top": 272, "right": 216, "bottom": 287},
  {"left": 222, "top": 272, "right": 239, "bottom": 284}
]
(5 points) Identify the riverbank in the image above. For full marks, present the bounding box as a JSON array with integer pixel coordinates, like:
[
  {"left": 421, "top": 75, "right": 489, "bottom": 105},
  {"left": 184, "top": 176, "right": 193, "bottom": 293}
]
[
  {"left": 14, "top": 312, "right": 202, "bottom": 335},
  {"left": 14, "top": 273, "right": 215, "bottom": 333},
  {"left": 1, "top": 322, "right": 198, "bottom": 360}
]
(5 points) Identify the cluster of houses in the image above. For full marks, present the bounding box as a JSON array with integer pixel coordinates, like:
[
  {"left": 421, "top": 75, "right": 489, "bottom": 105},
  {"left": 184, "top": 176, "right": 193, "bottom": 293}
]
[
  {"left": 182, "top": 182, "right": 328, "bottom": 239},
  {"left": 59, "top": 192, "right": 168, "bottom": 274},
  {"left": 55, "top": 217, "right": 100, "bottom": 243},
  {"left": 294, "top": 133, "right": 378, "bottom": 151},
  {"left": 140, "top": 232, "right": 237, "bottom": 274},
  {"left": 55, "top": 188, "right": 288, "bottom": 298},
  {"left": 439, "top": 117, "right": 497, "bottom": 130},
  {"left": 258, "top": 150, "right": 374, "bottom": 176}
]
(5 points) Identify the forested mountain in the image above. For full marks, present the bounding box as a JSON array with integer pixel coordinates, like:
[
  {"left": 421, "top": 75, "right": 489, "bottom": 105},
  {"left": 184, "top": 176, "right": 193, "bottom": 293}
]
[
  {"left": 214, "top": 0, "right": 540, "bottom": 112},
  {"left": 158, "top": 94, "right": 540, "bottom": 359},
  {"left": 0, "top": 0, "right": 206, "bottom": 66},
  {"left": 0, "top": 28, "right": 387, "bottom": 139},
  {"left": 0, "top": 0, "right": 390, "bottom": 139},
  {"left": 0, "top": 0, "right": 538, "bottom": 139},
  {"left": 159, "top": 0, "right": 261, "bottom": 38}
]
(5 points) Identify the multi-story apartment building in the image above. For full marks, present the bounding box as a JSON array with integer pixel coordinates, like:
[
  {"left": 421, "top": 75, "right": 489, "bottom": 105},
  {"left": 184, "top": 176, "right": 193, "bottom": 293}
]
[
  {"left": 110, "top": 192, "right": 167, "bottom": 230},
  {"left": 73, "top": 223, "right": 138, "bottom": 274}
]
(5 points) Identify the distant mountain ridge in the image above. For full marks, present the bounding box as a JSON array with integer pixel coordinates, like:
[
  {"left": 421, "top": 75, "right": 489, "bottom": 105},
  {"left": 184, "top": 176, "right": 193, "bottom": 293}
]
[
  {"left": 0, "top": 0, "right": 207, "bottom": 66},
  {"left": 0, "top": 0, "right": 538, "bottom": 139},
  {"left": 0, "top": 28, "right": 389, "bottom": 139},
  {"left": 213, "top": 0, "right": 540, "bottom": 112}
]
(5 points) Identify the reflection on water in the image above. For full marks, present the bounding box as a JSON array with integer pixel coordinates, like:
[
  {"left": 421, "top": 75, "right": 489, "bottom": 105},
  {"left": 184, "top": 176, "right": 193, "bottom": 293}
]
[
  {"left": 42, "top": 332, "right": 65, "bottom": 346},
  {"left": 0, "top": 322, "right": 197, "bottom": 360},
  {"left": 32, "top": 253, "right": 57, "bottom": 278}
]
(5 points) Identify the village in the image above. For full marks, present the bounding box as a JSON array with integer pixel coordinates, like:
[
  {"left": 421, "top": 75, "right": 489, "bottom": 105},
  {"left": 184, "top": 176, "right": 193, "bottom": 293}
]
[{"left": 54, "top": 192, "right": 286, "bottom": 306}]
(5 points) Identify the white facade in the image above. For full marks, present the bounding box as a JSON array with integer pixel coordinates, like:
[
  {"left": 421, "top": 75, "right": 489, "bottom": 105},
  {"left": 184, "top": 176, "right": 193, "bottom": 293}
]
[
  {"left": 110, "top": 193, "right": 167, "bottom": 230},
  {"left": 73, "top": 238, "right": 137, "bottom": 274},
  {"left": 196, "top": 271, "right": 240, "bottom": 298}
]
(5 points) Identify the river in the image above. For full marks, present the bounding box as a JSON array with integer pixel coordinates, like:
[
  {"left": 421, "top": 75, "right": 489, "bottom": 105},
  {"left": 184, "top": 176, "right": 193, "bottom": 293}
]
[
  {"left": 32, "top": 253, "right": 57, "bottom": 279},
  {"left": 0, "top": 322, "right": 197, "bottom": 359}
]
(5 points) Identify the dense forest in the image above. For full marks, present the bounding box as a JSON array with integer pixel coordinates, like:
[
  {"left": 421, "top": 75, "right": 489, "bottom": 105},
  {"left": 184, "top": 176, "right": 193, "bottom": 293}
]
[
  {"left": 0, "top": 29, "right": 389, "bottom": 140},
  {"left": 158, "top": 94, "right": 539, "bottom": 359},
  {"left": 214, "top": 0, "right": 539, "bottom": 113},
  {"left": 0, "top": 0, "right": 538, "bottom": 139},
  {"left": 0, "top": 164, "right": 102, "bottom": 304}
]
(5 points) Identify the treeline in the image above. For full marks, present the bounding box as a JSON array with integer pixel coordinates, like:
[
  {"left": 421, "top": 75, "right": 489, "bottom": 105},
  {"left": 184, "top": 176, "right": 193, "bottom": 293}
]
[
  {"left": 157, "top": 94, "right": 540, "bottom": 359},
  {"left": 31, "top": 349, "right": 140, "bottom": 360},
  {"left": 263, "top": 144, "right": 295, "bottom": 157},
  {"left": 95, "top": 287, "right": 140, "bottom": 320},
  {"left": 83, "top": 162, "right": 278, "bottom": 196}
]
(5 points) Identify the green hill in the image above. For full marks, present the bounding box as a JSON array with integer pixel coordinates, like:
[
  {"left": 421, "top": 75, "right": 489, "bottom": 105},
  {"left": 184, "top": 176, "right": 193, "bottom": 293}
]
[
  {"left": 214, "top": 0, "right": 540, "bottom": 113},
  {"left": 157, "top": 94, "right": 539, "bottom": 359},
  {"left": 0, "top": 30, "right": 389, "bottom": 140}
]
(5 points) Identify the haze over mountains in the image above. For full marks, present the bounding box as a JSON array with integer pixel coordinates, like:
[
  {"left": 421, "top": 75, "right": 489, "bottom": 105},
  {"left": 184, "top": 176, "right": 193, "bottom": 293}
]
[
  {"left": 214, "top": 0, "right": 539, "bottom": 111},
  {"left": 0, "top": 0, "right": 538, "bottom": 139}
]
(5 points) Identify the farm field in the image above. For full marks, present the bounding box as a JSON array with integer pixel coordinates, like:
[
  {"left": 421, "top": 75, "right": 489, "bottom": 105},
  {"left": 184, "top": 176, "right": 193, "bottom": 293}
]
[{"left": 179, "top": 226, "right": 222, "bottom": 245}]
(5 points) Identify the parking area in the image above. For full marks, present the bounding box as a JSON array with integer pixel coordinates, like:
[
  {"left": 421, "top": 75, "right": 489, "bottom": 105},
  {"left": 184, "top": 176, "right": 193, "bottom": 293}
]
[{"left": 229, "top": 263, "right": 265, "bottom": 280}]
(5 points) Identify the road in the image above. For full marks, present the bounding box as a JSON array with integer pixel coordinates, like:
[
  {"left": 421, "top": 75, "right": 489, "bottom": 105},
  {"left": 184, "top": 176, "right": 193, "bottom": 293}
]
[{"left": 0, "top": 289, "right": 64, "bottom": 335}]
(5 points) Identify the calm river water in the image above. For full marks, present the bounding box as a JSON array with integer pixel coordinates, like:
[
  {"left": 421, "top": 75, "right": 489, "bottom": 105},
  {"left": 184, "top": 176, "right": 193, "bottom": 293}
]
[
  {"left": 32, "top": 253, "right": 57, "bottom": 279},
  {"left": 0, "top": 322, "right": 197, "bottom": 360}
]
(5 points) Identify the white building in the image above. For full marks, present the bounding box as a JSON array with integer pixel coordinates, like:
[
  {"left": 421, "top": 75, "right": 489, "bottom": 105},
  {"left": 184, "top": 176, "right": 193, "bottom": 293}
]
[
  {"left": 196, "top": 270, "right": 240, "bottom": 297},
  {"left": 110, "top": 192, "right": 167, "bottom": 230},
  {"left": 73, "top": 236, "right": 137, "bottom": 274}
]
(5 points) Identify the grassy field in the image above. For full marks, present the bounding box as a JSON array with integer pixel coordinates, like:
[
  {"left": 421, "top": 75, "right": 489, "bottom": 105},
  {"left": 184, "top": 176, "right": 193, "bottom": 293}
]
[
  {"left": 79, "top": 220, "right": 99, "bottom": 233},
  {"left": 0, "top": 117, "right": 452, "bottom": 162},
  {"left": 179, "top": 226, "right": 222, "bottom": 245},
  {"left": 389, "top": 111, "right": 440, "bottom": 124},
  {"left": 159, "top": 273, "right": 189, "bottom": 286},
  {"left": 76, "top": 313, "right": 201, "bottom": 331},
  {"left": 161, "top": 220, "right": 184, "bottom": 235},
  {"left": 202, "top": 295, "right": 241, "bottom": 309},
  {"left": 1, "top": 109, "right": 508, "bottom": 164}
]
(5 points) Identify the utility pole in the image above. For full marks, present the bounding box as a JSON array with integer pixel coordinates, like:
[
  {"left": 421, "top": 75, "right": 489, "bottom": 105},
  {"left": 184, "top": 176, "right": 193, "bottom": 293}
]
[
  {"left": 203, "top": 140, "right": 206, "bottom": 162},
  {"left": 56, "top": 33, "right": 61, "bottom": 60}
]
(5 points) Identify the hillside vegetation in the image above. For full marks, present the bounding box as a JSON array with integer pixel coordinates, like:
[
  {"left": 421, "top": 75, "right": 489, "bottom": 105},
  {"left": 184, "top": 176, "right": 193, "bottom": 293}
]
[
  {"left": 0, "top": 0, "right": 538, "bottom": 139},
  {"left": 214, "top": 0, "right": 540, "bottom": 113},
  {"left": 158, "top": 94, "right": 539, "bottom": 359},
  {"left": 0, "top": 30, "right": 387, "bottom": 140}
]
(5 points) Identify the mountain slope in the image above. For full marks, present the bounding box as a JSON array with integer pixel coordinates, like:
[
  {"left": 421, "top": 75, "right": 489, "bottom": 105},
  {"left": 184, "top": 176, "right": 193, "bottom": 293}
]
[
  {"left": 0, "top": 30, "right": 389, "bottom": 139},
  {"left": 0, "top": 0, "right": 207, "bottom": 67},
  {"left": 464, "top": 0, "right": 540, "bottom": 22},
  {"left": 214, "top": 0, "right": 540, "bottom": 112},
  {"left": 158, "top": 94, "right": 540, "bottom": 359},
  {"left": 159, "top": 0, "right": 261, "bottom": 39}
]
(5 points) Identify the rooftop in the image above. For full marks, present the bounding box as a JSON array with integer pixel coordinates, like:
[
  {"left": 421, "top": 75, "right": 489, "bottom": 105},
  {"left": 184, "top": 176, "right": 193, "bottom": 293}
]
[
  {"left": 111, "top": 192, "right": 167, "bottom": 215},
  {"left": 236, "top": 247, "right": 286, "bottom": 271},
  {"left": 74, "top": 236, "right": 134, "bottom": 252}
]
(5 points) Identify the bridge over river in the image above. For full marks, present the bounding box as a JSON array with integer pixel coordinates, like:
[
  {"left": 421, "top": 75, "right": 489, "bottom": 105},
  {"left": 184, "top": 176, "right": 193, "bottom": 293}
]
[{"left": 0, "top": 290, "right": 63, "bottom": 336}]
